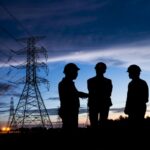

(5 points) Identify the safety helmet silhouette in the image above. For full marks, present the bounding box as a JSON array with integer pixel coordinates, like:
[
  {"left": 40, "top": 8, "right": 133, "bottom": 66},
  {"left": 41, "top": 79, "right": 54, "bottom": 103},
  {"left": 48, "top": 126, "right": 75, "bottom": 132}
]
[
  {"left": 63, "top": 63, "right": 80, "bottom": 74},
  {"left": 95, "top": 62, "right": 107, "bottom": 71},
  {"left": 127, "top": 64, "right": 141, "bottom": 73}
]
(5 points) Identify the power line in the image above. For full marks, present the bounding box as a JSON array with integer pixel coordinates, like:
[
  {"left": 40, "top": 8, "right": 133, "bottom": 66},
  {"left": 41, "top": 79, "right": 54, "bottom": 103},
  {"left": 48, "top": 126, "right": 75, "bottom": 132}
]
[
  {"left": 0, "top": 26, "right": 24, "bottom": 47},
  {"left": 0, "top": 1, "right": 46, "bottom": 49},
  {"left": 0, "top": 1, "right": 32, "bottom": 37}
]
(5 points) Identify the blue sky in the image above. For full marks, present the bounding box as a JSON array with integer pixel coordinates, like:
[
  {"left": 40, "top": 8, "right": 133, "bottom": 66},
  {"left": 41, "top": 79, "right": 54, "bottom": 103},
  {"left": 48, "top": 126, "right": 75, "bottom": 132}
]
[{"left": 1, "top": 0, "right": 150, "bottom": 127}]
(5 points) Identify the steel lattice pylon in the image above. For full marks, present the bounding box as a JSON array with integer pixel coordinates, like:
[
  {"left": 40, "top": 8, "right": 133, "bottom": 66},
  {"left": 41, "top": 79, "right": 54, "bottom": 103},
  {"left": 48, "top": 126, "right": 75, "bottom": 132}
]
[
  {"left": 7, "top": 97, "right": 14, "bottom": 128},
  {"left": 10, "top": 36, "right": 53, "bottom": 129}
]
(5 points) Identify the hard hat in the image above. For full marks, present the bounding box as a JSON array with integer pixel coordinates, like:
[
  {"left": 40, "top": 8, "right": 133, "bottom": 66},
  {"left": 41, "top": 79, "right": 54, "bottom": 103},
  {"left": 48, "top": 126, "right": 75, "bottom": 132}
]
[
  {"left": 63, "top": 63, "right": 80, "bottom": 74},
  {"left": 95, "top": 62, "right": 107, "bottom": 70},
  {"left": 127, "top": 64, "right": 141, "bottom": 73}
]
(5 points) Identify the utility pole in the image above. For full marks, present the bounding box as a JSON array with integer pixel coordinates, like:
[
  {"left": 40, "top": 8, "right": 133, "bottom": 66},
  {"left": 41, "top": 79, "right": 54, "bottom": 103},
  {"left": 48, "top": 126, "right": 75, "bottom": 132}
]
[{"left": 10, "top": 36, "right": 53, "bottom": 129}]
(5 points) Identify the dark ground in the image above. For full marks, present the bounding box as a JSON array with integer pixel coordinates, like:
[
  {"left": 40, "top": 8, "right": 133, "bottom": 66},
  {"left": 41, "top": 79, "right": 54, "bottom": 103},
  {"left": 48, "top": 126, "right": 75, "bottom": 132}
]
[{"left": 1, "top": 119, "right": 150, "bottom": 149}]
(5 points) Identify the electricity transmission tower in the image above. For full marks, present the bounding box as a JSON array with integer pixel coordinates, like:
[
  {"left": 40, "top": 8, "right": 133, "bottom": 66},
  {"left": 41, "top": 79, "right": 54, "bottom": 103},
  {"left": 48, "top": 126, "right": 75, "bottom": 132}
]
[
  {"left": 10, "top": 36, "right": 53, "bottom": 129},
  {"left": 7, "top": 97, "right": 14, "bottom": 127}
]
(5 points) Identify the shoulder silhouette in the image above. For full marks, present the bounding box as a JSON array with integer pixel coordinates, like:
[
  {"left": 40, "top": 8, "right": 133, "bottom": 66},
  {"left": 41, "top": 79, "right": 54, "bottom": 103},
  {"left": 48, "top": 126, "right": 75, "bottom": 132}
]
[
  {"left": 124, "top": 64, "right": 149, "bottom": 124},
  {"left": 58, "top": 63, "right": 88, "bottom": 129},
  {"left": 87, "top": 62, "right": 113, "bottom": 128}
]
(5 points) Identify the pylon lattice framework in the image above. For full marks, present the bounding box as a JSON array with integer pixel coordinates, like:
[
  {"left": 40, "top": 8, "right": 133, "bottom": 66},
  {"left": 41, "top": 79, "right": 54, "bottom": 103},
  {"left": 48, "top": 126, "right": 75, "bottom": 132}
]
[
  {"left": 10, "top": 36, "right": 53, "bottom": 129},
  {"left": 7, "top": 97, "right": 14, "bottom": 127}
]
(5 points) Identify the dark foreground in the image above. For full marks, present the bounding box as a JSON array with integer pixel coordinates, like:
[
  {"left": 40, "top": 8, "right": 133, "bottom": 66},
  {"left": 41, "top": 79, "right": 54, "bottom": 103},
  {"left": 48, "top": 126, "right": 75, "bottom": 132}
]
[{"left": 1, "top": 119, "right": 150, "bottom": 149}]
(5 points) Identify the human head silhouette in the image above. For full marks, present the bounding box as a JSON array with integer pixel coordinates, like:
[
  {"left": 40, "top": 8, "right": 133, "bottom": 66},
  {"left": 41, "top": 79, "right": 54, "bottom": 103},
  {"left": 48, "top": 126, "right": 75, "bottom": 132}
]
[
  {"left": 63, "top": 63, "right": 80, "bottom": 80},
  {"left": 95, "top": 62, "right": 107, "bottom": 76},
  {"left": 127, "top": 64, "right": 141, "bottom": 79}
]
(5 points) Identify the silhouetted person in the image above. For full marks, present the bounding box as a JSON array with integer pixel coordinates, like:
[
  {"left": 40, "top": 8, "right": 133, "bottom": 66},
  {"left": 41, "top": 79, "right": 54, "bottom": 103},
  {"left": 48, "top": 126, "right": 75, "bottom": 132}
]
[
  {"left": 58, "top": 63, "right": 88, "bottom": 129},
  {"left": 124, "top": 64, "right": 149, "bottom": 123},
  {"left": 87, "top": 62, "right": 113, "bottom": 128}
]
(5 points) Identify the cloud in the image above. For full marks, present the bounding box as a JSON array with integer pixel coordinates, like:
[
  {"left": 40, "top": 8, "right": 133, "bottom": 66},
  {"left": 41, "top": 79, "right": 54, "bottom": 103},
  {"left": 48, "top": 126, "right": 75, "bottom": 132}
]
[
  {"left": 0, "top": 82, "right": 14, "bottom": 95},
  {"left": 47, "top": 108, "right": 59, "bottom": 116},
  {"left": 110, "top": 107, "right": 125, "bottom": 113},
  {"left": 20, "top": 107, "right": 88, "bottom": 116},
  {"left": 0, "top": 0, "right": 108, "bottom": 20},
  {"left": 0, "top": 102, "right": 9, "bottom": 108},
  {"left": 1, "top": 38, "right": 150, "bottom": 74},
  {"left": 4, "top": 0, "right": 150, "bottom": 51},
  {"left": 0, "top": 102, "right": 9, "bottom": 115},
  {"left": 79, "top": 108, "right": 88, "bottom": 114},
  {"left": 0, "top": 0, "right": 150, "bottom": 72},
  {"left": 0, "top": 0, "right": 108, "bottom": 36},
  {"left": 3, "top": 92, "right": 21, "bottom": 97},
  {"left": 47, "top": 45, "right": 150, "bottom": 71},
  {"left": 46, "top": 97, "right": 59, "bottom": 101},
  {"left": 47, "top": 107, "right": 87, "bottom": 116},
  {"left": 0, "top": 109, "right": 9, "bottom": 114}
]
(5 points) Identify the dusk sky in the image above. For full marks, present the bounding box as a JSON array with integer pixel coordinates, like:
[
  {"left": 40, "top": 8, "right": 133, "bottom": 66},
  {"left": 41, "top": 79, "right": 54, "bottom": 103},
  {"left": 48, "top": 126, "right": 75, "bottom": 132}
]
[{"left": 1, "top": 0, "right": 150, "bottom": 127}]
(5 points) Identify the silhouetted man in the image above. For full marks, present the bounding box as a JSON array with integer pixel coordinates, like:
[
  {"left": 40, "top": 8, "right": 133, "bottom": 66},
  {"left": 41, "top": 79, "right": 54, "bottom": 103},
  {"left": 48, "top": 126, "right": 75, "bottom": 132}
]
[
  {"left": 124, "top": 64, "right": 149, "bottom": 123},
  {"left": 58, "top": 63, "right": 88, "bottom": 129},
  {"left": 87, "top": 62, "right": 113, "bottom": 128}
]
